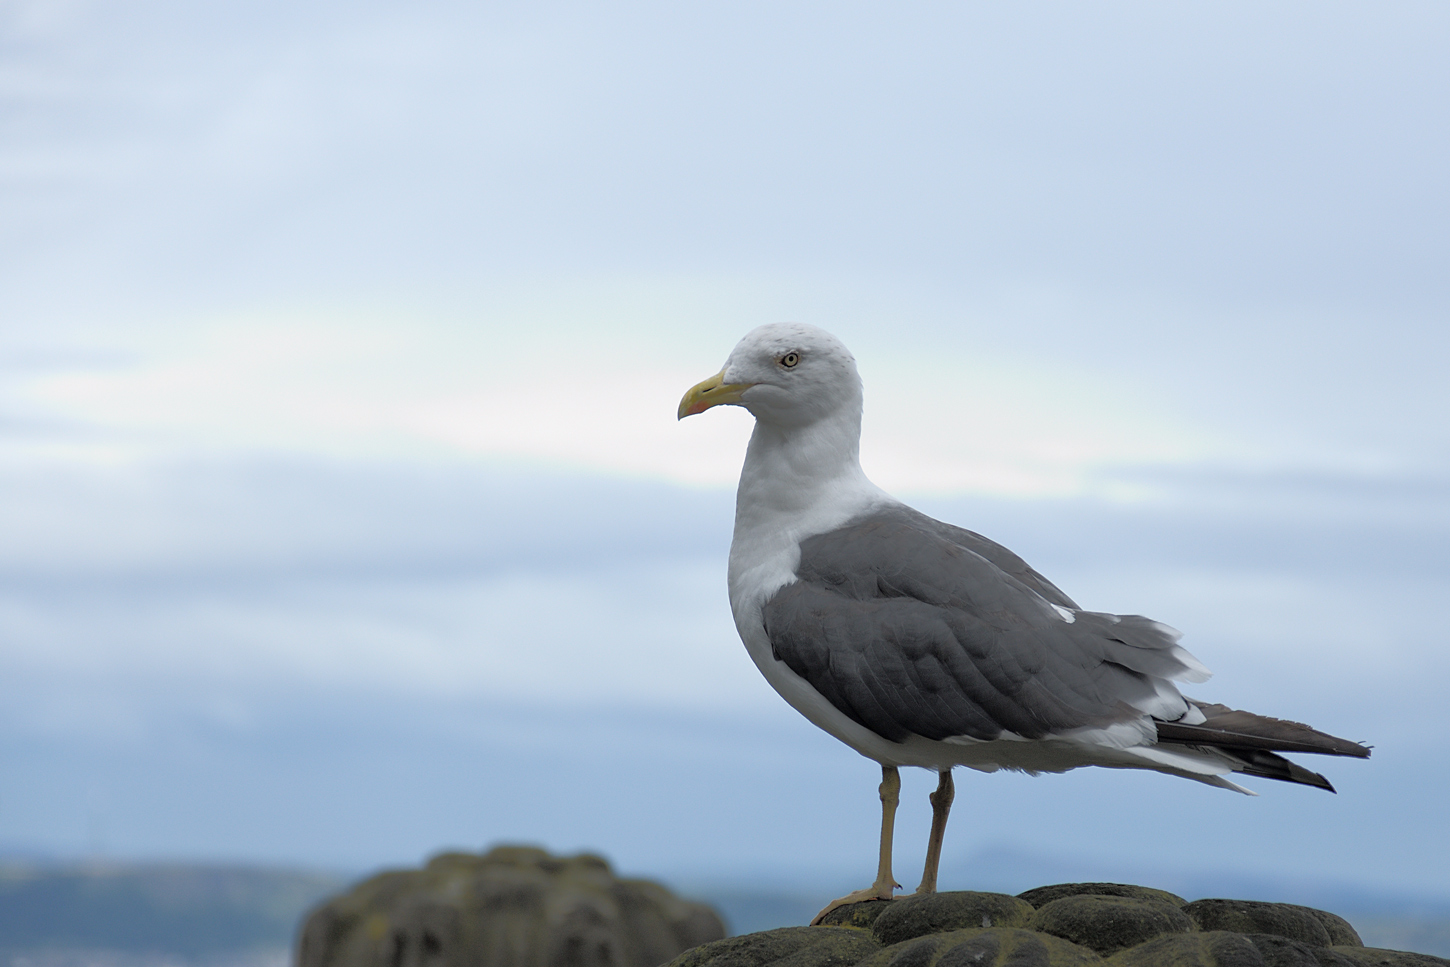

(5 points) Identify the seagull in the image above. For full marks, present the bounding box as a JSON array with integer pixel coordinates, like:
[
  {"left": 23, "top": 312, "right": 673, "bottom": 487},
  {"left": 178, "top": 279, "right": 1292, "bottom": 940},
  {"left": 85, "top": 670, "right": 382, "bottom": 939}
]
[{"left": 677, "top": 323, "right": 1369, "bottom": 922}]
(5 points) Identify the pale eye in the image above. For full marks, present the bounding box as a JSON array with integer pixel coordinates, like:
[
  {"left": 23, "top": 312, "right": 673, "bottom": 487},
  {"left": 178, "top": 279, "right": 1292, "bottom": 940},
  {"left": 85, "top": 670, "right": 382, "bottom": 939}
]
[{"left": 780, "top": 352, "right": 800, "bottom": 368}]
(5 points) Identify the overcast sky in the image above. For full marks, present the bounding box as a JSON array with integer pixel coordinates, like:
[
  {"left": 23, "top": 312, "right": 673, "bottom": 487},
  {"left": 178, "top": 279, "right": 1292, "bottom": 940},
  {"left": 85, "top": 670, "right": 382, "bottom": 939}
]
[{"left": 2, "top": 0, "right": 1448, "bottom": 905}]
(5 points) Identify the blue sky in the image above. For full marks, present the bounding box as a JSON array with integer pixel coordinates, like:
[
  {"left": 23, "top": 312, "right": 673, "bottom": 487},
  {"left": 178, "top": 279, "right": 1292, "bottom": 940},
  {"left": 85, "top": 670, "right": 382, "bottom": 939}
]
[{"left": 2, "top": 0, "right": 1448, "bottom": 903}]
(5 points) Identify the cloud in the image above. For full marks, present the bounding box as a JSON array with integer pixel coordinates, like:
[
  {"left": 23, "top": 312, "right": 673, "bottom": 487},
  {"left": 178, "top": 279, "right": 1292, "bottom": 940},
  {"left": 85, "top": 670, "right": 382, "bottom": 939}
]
[
  {"left": 2, "top": 455, "right": 1442, "bottom": 728},
  {"left": 8, "top": 280, "right": 1446, "bottom": 498},
  {"left": 0, "top": 0, "right": 1445, "bottom": 893},
  {"left": 0, "top": 451, "right": 1441, "bottom": 886}
]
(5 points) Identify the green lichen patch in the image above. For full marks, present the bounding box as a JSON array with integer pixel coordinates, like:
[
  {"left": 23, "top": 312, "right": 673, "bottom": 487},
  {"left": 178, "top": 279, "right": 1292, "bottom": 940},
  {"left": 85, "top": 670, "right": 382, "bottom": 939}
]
[
  {"left": 1308, "top": 912, "right": 1365, "bottom": 947},
  {"left": 857, "top": 928, "right": 1102, "bottom": 967},
  {"left": 300, "top": 846, "right": 725, "bottom": 967},
  {"left": 817, "top": 900, "right": 895, "bottom": 930},
  {"left": 1330, "top": 947, "right": 1450, "bottom": 967},
  {"left": 1184, "top": 900, "right": 1338, "bottom": 948},
  {"left": 667, "top": 927, "right": 882, "bottom": 967},
  {"left": 870, "top": 892, "right": 1034, "bottom": 945},
  {"left": 1029, "top": 895, "right": 1195, "bottom": 956},
  {"left": 1018, "top": 884, "right": 1188, "bottom": 910},
  {"left": 1104, "top": 930, "right": 1269, "bottom": 966}
]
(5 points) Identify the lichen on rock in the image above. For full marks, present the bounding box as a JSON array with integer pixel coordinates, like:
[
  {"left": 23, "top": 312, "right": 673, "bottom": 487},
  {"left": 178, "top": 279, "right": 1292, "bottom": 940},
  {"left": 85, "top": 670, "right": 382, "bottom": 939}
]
[
  {"left": 1029, "top": 895, "right": 1195, "bottom": 956},
  {"left": 1184, "top": 898, "right": 1364, "bottom": 948},
  {"left": 668, "top": 926, "right": 882, "bottom": 967},
  {"left": 867, "top": 891, "right": 1035, "bottom": 945},
  {"left": 855, "top": 927, "right": 1104, "bottom": 967},
  {"left": 1018, "top": 883, "right": 1188, "bottom": 910},
  {"left": 297, "top": 845, "right": 725, "bottom": 967},
  {"left": 664, "top": 886, "right": 1449, "bottom": 967}
]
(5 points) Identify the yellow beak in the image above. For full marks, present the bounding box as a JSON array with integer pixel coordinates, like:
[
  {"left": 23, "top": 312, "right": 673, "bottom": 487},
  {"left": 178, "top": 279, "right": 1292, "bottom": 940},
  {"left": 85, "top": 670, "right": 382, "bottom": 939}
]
[{"left": 677, "top": 369, "right": 755, "bottom": 419}]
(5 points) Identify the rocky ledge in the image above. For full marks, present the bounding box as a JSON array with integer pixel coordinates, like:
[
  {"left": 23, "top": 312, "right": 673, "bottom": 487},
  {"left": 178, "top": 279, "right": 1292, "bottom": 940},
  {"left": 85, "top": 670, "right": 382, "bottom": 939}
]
[{"left": 666, "top": 883, "right": 1449, "bottom": 967}]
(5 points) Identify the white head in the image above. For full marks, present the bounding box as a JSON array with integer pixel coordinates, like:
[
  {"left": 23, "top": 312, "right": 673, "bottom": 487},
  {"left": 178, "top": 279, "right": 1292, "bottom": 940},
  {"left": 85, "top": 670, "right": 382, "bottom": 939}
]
[{"left": 678, "top": 323, "right": 862, "bottom": 429}]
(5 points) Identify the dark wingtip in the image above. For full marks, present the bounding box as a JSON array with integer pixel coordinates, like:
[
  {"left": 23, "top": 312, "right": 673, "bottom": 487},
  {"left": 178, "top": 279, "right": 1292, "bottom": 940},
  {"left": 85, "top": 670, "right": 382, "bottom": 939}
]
[{"left": 1158, "top": 704, "right": 1372, "bottom": 759}]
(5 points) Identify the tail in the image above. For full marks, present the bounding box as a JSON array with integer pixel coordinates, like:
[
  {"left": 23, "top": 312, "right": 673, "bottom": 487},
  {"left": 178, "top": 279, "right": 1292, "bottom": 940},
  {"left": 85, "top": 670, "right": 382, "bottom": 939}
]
[{"left": 1154, "top": 701, "right": 1371, "bottom": 793}]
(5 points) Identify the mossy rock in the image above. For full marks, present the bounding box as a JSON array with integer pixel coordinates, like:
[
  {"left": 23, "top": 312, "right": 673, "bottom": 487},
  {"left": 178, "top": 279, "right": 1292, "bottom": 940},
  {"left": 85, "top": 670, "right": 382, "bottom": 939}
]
[
  {"left": 1113, "top": 932, "right": 1450, "bottom": 967},
  {"left": 1103, "top": 929, "right": 1345, "bottom": 966},
  {"left": 1240, "top": 934, "right": 1364, "bottom": 966},
  {"left": 856, "top": 927, "right": 1103, "bottom": 967},
  {"left": 673, "top": 888, "right": 1447, "bottom": 967},
  {"left": 1310, "top": 914, "right": 1363, "bottom": 947},
  {"left": 1019, "top": 883, "right": 1188, "bottom": 910},
  {"left": 1184, "top": 899, "right": 1352, "bottom": 948},
  {"left": 299, "top": 845, "right": 725, "bottom": 967},
  {"left": 1029, "top": 895, "right": 1195, "bottom": 956},
  {"left": 870, "top": 891, "right": 1034, "bottom": 945},
  {"left": 666, "top": 926, "right": 880, "bottom": 967},
  {"left": 1331, "top": 948, "right": 1450, "bottom": 967},
  {"left": 817, "top": 900, "right": 894, "bottom": 930}
]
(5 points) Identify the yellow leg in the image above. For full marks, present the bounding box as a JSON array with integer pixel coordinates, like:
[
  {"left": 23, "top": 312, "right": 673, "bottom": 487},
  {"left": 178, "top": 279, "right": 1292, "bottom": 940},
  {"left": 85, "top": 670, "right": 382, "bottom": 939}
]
[
  {"left": 871, "top": 765, "right": 901, "bottom": 894},
  {"left": 811, "top": 765, "right": 901, "bottom": 924},
  {"left": 915, "top": 769, "right": 954, "bottom": 894}
]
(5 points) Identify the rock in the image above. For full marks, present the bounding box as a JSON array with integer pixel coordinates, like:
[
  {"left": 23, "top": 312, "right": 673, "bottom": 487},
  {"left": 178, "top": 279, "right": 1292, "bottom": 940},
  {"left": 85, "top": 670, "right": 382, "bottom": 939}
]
[
  {"left": 1184, "top": 900, "right": 1337, "bottom": 948},
  {"left": 297, "top": 845, "right": 725, "bottom": 967},
  {"left": 1331, "top": 948, "right": 1450, "bottom": 967},
  {"left": 1029, "top": 895, "right": 1195, "bottom": 956},
  {"left": 1101, "top": 931, "right": 1246, "bottom": 966},
  {"left": 666, "top": 887, "right": 1447, "bottom": 967},
  {"left": 1019, "top": 883, "right": 1188, "bottom": 910},
  {"left": 855, "top": 928, "right": 1104, "bottom": 967},
  {"left": 869, "top": 891, "right": 1035, "bottom": 945},
  {"left": 1309, "top": 913, "right": 1365, "bottom": 947},
  {"left": 816, "top": 900, "right": 894, "bottom": 930},
  {"left": 665, "top": 926, "right": 880, "bottom": 967},
  {"left": 1243, "top": 934, "right": 1362, "bottom": 966}
]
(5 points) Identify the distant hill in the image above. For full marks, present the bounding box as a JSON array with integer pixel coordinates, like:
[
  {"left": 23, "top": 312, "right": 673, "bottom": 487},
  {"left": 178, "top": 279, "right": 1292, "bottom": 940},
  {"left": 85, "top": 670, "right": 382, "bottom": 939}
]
[{"left": 0, "top": 862, "right": 346, "bottom": 960}]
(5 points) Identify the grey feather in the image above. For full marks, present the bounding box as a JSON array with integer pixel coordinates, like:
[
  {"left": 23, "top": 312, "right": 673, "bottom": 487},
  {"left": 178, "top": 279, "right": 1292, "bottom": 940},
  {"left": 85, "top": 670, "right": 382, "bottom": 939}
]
[{"left": 761, "top": 504, "right": 1194, "bottom": 743}]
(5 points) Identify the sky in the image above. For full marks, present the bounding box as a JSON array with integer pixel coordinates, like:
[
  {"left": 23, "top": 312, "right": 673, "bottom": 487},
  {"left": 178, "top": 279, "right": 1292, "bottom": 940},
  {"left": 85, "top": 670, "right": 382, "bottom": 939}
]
[{"left": 2, "top": 0, "right": 1449, "bottom": 907}]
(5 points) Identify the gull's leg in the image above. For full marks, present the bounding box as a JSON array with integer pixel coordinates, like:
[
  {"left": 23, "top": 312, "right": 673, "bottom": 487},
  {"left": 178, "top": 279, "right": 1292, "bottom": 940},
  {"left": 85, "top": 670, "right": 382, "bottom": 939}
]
[
  {"left": 870, "top": 765, "right": 901, "bottom": 894},
  {"left": 914, "top": 769, "right": 954, "bottom": 895},
  {"left": 810, "top": 765, "right": 901, "bottom": 924}
]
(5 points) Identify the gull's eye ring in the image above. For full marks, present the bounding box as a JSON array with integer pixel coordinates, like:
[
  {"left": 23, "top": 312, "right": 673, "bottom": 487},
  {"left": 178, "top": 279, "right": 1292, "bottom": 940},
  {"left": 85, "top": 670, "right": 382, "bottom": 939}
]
[{"left": 780, "top": 352, "right": 800, "bottom": 368}]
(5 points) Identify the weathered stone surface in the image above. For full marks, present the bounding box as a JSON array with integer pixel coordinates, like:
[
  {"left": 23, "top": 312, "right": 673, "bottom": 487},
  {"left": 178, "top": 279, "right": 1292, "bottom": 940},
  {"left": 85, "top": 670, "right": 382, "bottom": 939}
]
[
  {"left": 1105, "top": 930, "right": 1274, "bottom": 966},
  {"left": 1185, "top": 900, "right": 1338, "bottom": 948},
  {"left": 817, "top": 900, "right": 894, "bottom": 930},
  {"left": 1019, "top": 883, "right": 1188, "bottom": 910},
  {"left": 670, "top": 888, "right": 1446, "bottom": 967},
  {"left": 1309, "top": 913, "right": 1365, "bottom": 947},
  {"left": 1030, "top": 895, "right": 1195, "bottom": 956},
  {"left": 298, "top": 846, "right": 725, "bottom": 967},
  {"left": 1330, "top": 948, "right": 1450, "bottom": 967},
  {"left": 666, "top": 926, "right": 880, "bottom": 967},
  {"left": 1243, "top": 933, "right": 1362, "bottom": 966},
  {"left": 870, "top": 891, "right": 1034, "bottom": 945},
  {"left": 856, "top": 928, "right": 1103, "bottom": 967}
]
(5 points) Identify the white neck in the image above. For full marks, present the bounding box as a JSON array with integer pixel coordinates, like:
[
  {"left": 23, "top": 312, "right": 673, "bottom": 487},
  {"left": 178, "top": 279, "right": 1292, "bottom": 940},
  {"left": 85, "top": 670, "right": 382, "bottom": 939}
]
[
  {"left": 728, "top": 410, "right": 892, "bottom": 609},
  {"left": 736, "top": 411, "right": 868, "bottom": 517}
]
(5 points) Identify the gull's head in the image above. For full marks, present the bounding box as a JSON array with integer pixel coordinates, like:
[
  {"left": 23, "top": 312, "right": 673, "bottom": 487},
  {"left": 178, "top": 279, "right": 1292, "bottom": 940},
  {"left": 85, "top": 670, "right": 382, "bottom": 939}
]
[{"left": 678, "top": 323, "right": 862, "bottom": 428}]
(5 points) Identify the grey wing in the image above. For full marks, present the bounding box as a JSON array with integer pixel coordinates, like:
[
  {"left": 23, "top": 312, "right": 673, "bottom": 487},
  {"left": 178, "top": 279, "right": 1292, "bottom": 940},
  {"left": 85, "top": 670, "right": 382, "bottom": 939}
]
[
  {"left": 905, "top": 507, "right": 1080, "bottom": 610},
  {"left": 761, "top": 506, "right": 1201, "bottom": 744}
]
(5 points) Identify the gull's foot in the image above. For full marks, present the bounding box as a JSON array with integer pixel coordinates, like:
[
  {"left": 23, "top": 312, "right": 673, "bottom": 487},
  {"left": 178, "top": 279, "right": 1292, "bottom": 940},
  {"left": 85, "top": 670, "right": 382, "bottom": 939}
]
[{"left": 810, "top": 884, "right": 898, "bottom": 925}]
